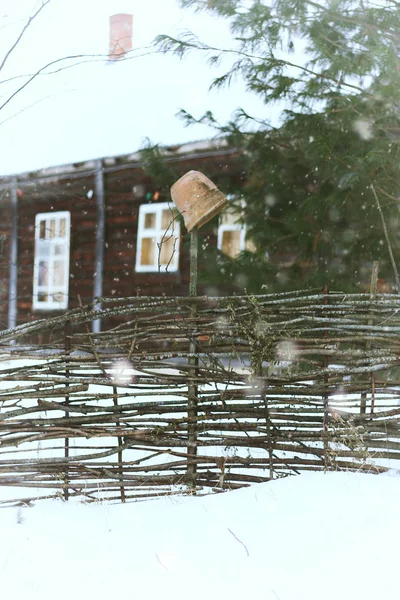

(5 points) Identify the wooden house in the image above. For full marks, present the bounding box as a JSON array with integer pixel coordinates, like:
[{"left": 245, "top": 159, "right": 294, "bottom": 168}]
[
  {"left": 0, "top": 6, "right": 264, "bottom": 335},
  {"left": 0, "top": 140, "right": 249, "bottom": 332}
]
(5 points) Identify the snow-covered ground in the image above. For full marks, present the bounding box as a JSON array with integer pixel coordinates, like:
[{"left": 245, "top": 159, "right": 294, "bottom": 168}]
[{"left": 1, "top": 471, "right": 398, "bottom": 600}]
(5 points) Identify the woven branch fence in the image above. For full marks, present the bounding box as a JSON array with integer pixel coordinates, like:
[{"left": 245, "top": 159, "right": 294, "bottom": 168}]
[{"left": 1, "top": 289, "right": 400, "bottom": 505}]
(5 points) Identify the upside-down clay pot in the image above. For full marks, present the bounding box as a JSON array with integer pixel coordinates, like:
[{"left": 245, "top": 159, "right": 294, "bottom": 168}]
[{"left": 170, "top": 170, "right": 228, "bottom": 231}]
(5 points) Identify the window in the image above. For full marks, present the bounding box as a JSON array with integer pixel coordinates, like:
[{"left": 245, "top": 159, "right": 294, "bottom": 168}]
[
  {"left": 218, "top": 201, "right": 254, "bottom": 258},
  {"left": 33, "top": 211, "right": 71, "bottom": 310},
  {"left": 135, "top": 202, "right": 180, "bottom": 272}
]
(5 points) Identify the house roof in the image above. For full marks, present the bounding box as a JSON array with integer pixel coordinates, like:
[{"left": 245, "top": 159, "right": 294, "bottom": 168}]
[
  {"left": 0, "top": 138, "right": 238, "bottom": 186},
  {"left": 0, "top": 0, "right": 269, "bottom": 177}
]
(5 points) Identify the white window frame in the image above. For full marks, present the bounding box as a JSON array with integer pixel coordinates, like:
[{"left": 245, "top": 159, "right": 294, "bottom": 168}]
[
  {"left": 33, "top": 211, "right": 71, "bottom": 310},
  {"left": 135, "top": 202, "right": 180, "bottom": 273},
  {"left": 217, "top": 223, "right": 247, "bottom": 257},
  {"left": 217, "top": 198, "right": 248, "bottom": 258}
]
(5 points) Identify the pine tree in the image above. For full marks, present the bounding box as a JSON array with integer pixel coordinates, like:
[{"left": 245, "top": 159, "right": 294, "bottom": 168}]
[{"left": 155, "top": 0, "right": 400, "bottom": 293}]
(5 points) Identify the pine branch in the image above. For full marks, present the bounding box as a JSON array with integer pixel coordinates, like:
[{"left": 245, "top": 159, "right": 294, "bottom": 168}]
[{"left": 154, "top": 34, "right": 366, "bottom": 95}]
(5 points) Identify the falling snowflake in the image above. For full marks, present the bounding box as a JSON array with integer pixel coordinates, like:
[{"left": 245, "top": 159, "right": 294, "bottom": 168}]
[
  {"left": 110, "top": 359, "right": 135, "bottom": 385},
  {"left": 352, "top": 118, "right": 373, "bottom": 141},
  {"left": 276, "top": 340, "right": 299, "bottom": 363}
]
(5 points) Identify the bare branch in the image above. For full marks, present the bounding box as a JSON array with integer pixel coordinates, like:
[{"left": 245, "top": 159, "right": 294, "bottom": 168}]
[
  {"left": 371, "top": 184, "right": 400, "bottom": 294},
  {"left": 157, "top": 206, "right": 180, "bottom": 274},
  {"left": 0, "top": 94, "right": 56, "bottom": 127},
  {"left": 227, "top": 527, "right": 250, "bottom": 556},
  {"left": 0, "top": 0, "right": 52, "bottom": 74},
  {"left": 0, "top": 47, "right": 156, "bottom": 113},
  {"left": 0, "top": 46, "right": 156, "bottom": 87}
]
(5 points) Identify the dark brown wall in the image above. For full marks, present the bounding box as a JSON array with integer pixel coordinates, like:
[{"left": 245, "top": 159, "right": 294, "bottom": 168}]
[
  {"left": 13, "top": 172, "right": 97, "bottom": 326},
  {"left": 103, "top": 166, "right": 188, "bottom": 299},
  {"left": 0, "top": 149, "right": 244, "bottom": 330}
]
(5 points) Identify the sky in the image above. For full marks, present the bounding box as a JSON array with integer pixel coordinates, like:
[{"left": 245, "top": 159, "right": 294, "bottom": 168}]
[{"left": 0, "top": 0, "right": 274, "bottom": 175}]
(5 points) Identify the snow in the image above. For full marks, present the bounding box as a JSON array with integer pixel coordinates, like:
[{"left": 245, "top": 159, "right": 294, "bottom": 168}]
[{"left": 0, "top": 471, "right": 398, "bottom": 600}]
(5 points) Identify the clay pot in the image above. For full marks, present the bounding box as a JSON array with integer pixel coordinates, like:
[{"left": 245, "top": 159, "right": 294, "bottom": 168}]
[{"left": 170, "top": 170, "right": 228, "bottom": 231}]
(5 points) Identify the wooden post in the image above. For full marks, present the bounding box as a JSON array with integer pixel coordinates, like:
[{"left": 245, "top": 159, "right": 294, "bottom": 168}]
[
  {"left": 360, "top": 262, "right": 379, "bottom": 418},
  {"left": 64, "top": 320, "right": 70, "bottom": 501},
  {"left": 93, "top": 159, "right": 105, "bottom": 333},
  {"left": 187, "top": 228, "right": 199, "bottom": 491},
  {"left": 170, "top": 170, "right": 228, "bottom": 492},
  {"left": 8, "top": 177, "right": 18, "bottom": 331},
  {"left": 113, "top": 384, "right": 126, "bottom": 502},
  {"left": 369, "top": 261, "right": 379, "bottom": 417},
  {"left": 322, "top": 285, "right": 329, "bottom": 471},
  {"left": 259, "top": 369, "right": 274, "bottom": 479}
]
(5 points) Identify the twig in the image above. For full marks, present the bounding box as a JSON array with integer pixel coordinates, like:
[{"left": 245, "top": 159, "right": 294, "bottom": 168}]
[
  {"left": 227, "top": 528, "right": 249, "bottom": 556},
  {"left": 0, "top": 1, "right": 51, "bottom": 74},
  {"left": 155, "top": 554, "right": 168, "bottom": 571},
  {"left": 371, "top": 184, "right": 400, "bottom": 293}
]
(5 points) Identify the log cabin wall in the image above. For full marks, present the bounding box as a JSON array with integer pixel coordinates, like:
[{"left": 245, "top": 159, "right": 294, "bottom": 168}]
[
  {"left": 102, "top": 165, "right": 185, "bottom": 300},
  {"left": 0, "top": 145, "right": 244, "bottom": 331},
  {"left": 12, "top": 171, "right": 97, "bottom": 327}
]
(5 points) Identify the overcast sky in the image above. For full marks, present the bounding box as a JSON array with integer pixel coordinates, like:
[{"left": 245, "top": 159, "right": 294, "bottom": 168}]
[{"left": 0, "top": 0, "right": 280, "bottom": 175}]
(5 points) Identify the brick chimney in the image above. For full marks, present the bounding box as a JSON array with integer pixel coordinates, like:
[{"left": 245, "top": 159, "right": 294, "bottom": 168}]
[{"left": 109, "top": 14, "right": 133, "bottom": 59}]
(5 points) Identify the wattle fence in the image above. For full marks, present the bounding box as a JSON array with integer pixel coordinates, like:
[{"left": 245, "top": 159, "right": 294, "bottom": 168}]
[{"left": 1, "top": 290, "right": 400, "bottom": 505}]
